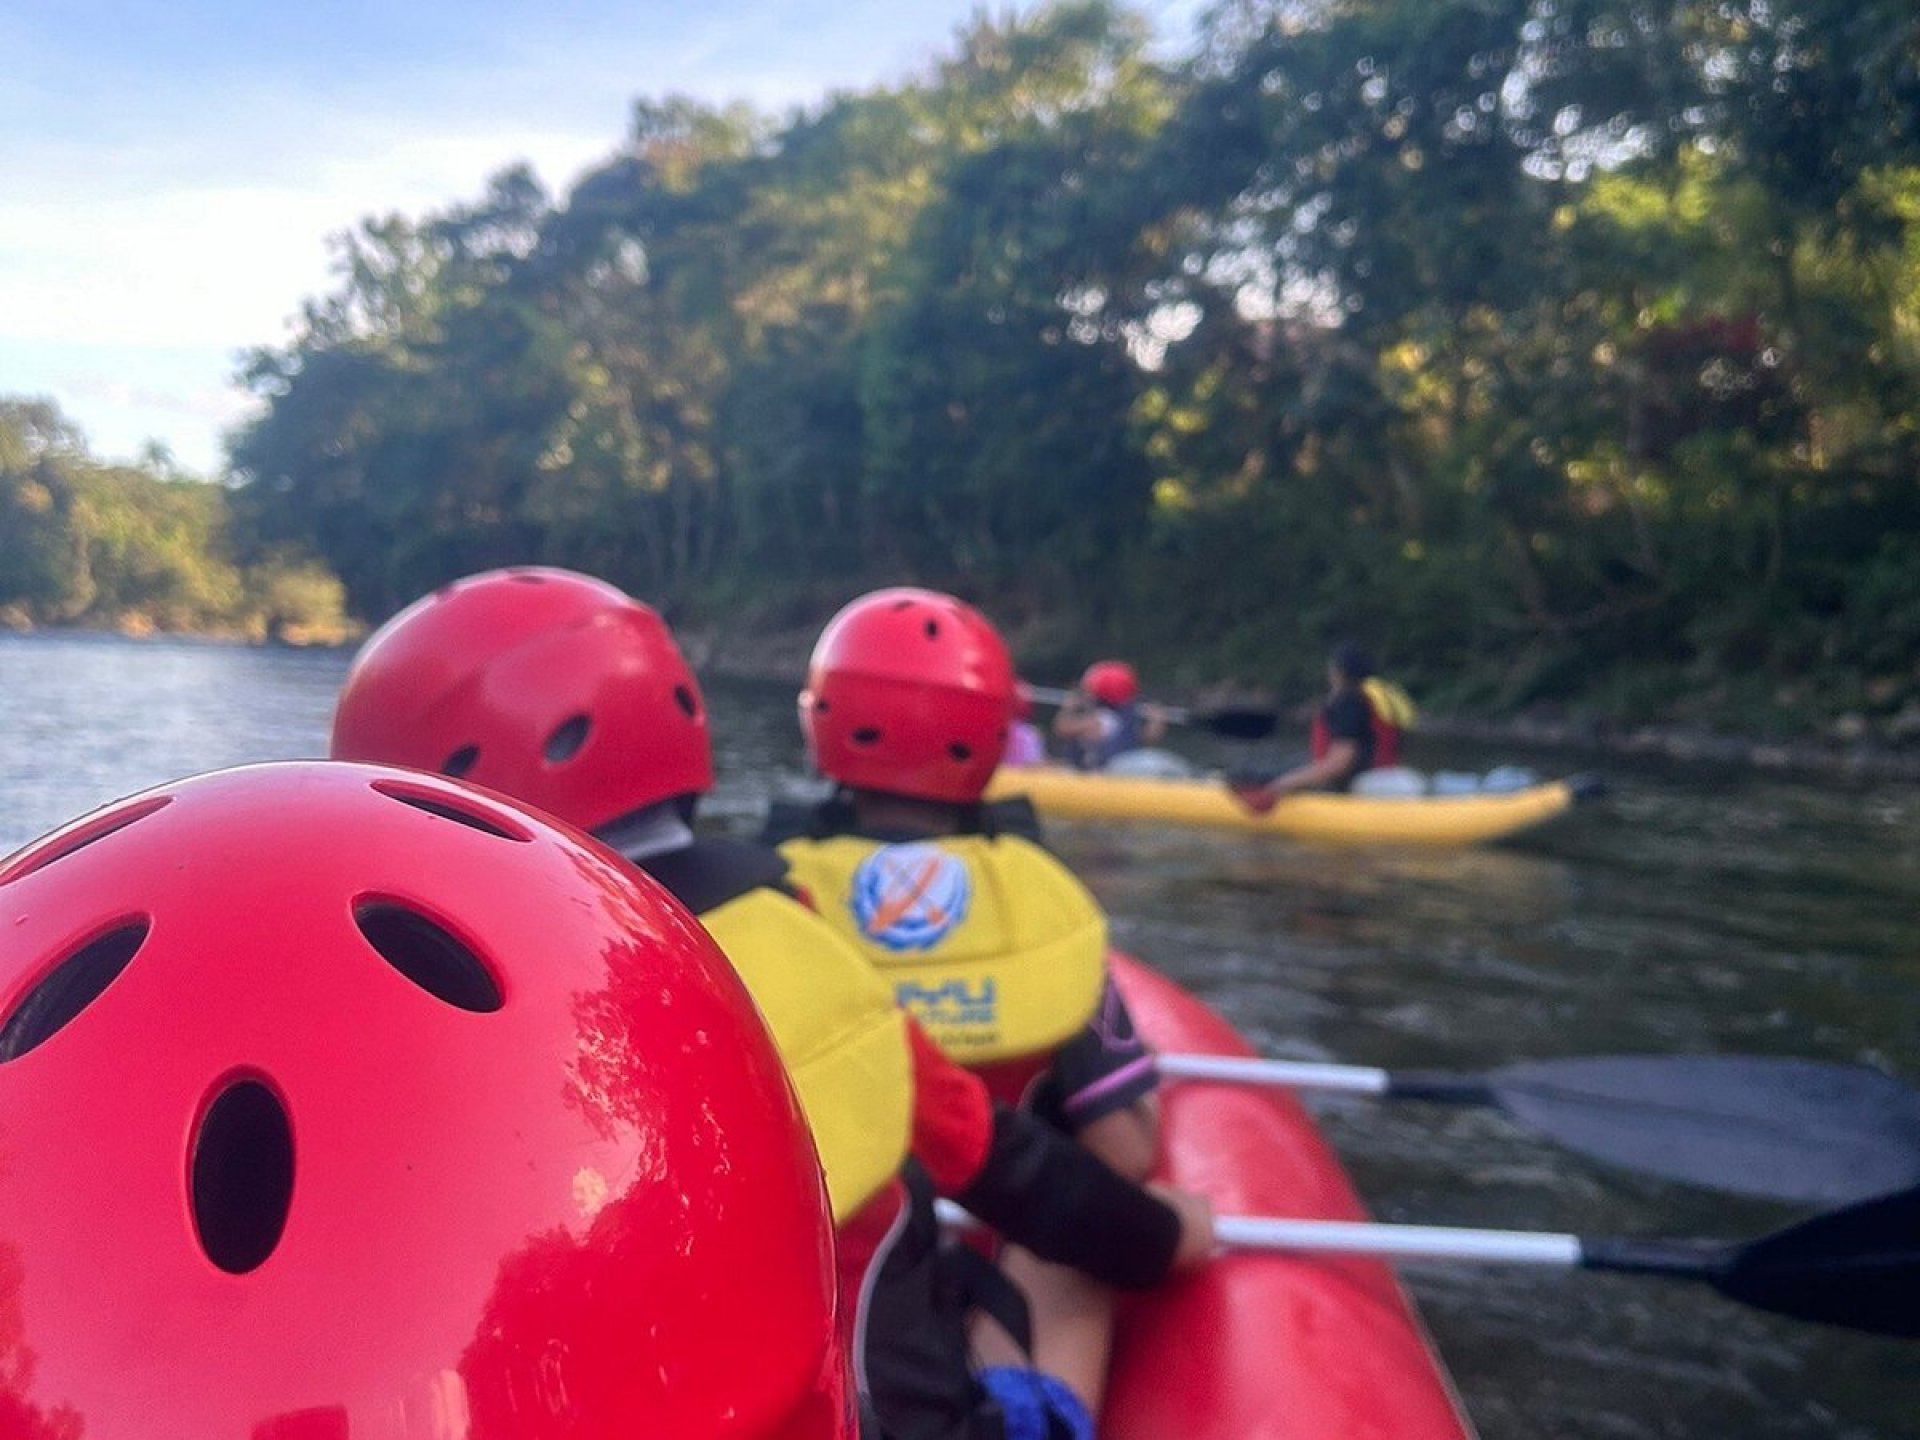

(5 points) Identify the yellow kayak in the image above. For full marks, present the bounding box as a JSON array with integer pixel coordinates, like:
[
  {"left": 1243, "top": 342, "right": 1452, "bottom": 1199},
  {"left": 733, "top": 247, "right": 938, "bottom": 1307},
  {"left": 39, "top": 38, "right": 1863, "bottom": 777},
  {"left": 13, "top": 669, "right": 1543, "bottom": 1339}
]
[{"left": 986, "top": 766, "right": 1597, "bottom": 845}]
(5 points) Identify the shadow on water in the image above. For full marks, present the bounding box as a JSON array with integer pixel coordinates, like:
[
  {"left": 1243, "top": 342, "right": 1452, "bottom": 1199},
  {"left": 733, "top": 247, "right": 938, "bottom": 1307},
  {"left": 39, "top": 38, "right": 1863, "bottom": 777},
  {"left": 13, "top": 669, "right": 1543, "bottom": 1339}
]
[{"left": 2, "top": 650, "right": 1916, "bottom": 1437}]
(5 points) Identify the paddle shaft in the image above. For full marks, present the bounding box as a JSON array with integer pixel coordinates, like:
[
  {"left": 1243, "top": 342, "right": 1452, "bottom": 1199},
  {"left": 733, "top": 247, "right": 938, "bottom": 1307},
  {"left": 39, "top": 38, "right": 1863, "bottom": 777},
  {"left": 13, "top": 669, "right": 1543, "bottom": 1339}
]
[
  {"left": 1152, "top": 1050, "right": 1920, "bottom": 1208},
  {"left": 1024, "top": 683, "right": 1191, "bottom": 723},
  {"left": 1210, "top": 1219, "right": 1728, "bottom": 1277},
  {"left": 939, "top": 1199, "right": 1637, "bottom": 1269},
  {"left": 1156, "top": 1052, "right": 1486, "bottom": 1102},
  {"left": 1023, "top": 686, "right": 1281, "bottom": 740},
  {"left": 1215, "top": 1215, "right": 1581, "bottom": 1263},
  {"left": 938, "top": 1188, "right": 1920, "bottom": 1336}
]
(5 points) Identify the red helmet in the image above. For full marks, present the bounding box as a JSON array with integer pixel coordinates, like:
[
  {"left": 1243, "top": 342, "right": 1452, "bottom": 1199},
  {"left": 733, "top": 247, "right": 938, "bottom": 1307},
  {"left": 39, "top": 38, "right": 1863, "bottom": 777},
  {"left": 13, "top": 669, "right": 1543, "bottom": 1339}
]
[
  {"left": 0, "top": 762, "right": 848, "bottom": 1438},
  {"left": 1081, "top": 659, "right": 1139, "bottom": 707},
  {"left": 331, "top": 566, "right": 712, "bottom": 834},
  {"left": 799, "top": 588, "right": 1014, "bottom": 804}
]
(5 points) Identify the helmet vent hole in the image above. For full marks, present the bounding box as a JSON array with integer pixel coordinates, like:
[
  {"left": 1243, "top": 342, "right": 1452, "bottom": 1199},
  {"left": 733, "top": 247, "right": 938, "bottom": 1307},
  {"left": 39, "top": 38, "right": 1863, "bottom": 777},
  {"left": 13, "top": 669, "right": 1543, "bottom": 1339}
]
[
  {"left": 442, "top": 745, "right": 480, "bottom": 777},
  {"left": 673, "top": 684, "right": 699, "bottom": 719},
  {"left": 0, "top": 797, "right": 171, "bottom": 887},
  {"left": 545, "top": 714, "right": 591, "bottom": 764},
  {"left": 924, "top": 619, "right": 940, "bottom": 640},
  {"left": 0, "top": 919, "right": 149, "bottom": 1061},
  {"left": 948, "top": 742, "right": 973, "bottom": 762},
  {"left": 371, "top": 782, "right": 531, "bottom": 842},
  {"left": 191, "top": 1080, "right": 294, "bottom": 1275},
  {"left": 355, "top": 902, "right": 504, "bottom": 1013},
  {"left": 851, "top": 726, "right": 882, "bottom": 747}
]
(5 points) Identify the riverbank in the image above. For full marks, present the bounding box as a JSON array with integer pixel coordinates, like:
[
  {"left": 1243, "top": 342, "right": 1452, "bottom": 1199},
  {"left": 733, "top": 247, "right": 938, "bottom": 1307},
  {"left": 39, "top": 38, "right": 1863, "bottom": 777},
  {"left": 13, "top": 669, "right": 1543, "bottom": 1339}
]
[
  {"left": 0, "top": 607, "right": 359, "bottom": 647},
  {"left": 12, "top": 615, "right": 1917, "bottom": 786}
]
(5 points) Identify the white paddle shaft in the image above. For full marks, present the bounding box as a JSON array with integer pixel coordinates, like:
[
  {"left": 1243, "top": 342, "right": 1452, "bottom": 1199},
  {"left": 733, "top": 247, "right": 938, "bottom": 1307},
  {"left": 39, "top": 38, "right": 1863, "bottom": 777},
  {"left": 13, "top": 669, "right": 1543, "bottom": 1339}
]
[
  {"left": 1156, "top": 1053, "right": 1392, "bottom": 1095},
  {"left": 1213, "top": 1216, "right": 1583, "bottom": 1265},
  {"left": 933, "top": 1199, "right": 1582, "bottom": 1266},
  {"left": 1021, "top": 683, "right": 1191, "bottom": 722}
]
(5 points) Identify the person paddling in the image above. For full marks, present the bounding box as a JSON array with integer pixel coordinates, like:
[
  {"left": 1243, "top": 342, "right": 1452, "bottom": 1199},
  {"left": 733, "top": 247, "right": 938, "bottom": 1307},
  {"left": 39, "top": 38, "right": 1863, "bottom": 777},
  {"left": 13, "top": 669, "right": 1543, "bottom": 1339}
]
[
  {"left": 767, "top": 588, "right": 1197, "bottom": 1428},
  {"left": 0, "top": 761, "right": 853, "bottom": 1438},
  {"left": 330, "top": 567, "right": 1214, "bottom": 1440},
  {"left": 1051, "top": 660, "right": 1169, "bottom": 770},
  {"left": 772, "top": 593, "right": 1164, "bottom": 1178},
  {"left": 1232, "top": 642, "right": 1415, "bottom": 813}
]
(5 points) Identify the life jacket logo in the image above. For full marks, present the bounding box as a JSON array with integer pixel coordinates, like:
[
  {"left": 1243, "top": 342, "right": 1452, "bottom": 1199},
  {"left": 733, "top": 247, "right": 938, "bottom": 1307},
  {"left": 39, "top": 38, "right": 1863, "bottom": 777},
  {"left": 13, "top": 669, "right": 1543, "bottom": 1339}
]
[
  {"left": 895, "top": 977, "right": 998, "bottom": 1032},
  {"left": 849, "top": 842, "right": 970, "bottom": 951}
]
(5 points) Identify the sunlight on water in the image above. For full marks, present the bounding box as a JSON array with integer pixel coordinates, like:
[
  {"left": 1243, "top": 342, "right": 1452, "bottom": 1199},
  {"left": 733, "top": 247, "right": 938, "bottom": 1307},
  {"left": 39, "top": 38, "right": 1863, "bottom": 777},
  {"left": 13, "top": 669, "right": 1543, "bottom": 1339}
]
[{"left": 0, "top": 634, "right": 351, "bottom": 848}]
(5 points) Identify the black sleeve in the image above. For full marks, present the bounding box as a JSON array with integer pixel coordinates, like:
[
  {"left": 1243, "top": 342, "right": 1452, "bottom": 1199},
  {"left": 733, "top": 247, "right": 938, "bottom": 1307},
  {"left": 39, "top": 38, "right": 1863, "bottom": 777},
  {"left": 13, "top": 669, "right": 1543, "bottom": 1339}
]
[
  {"left": 1322, "top": 689, "right": 1372, "bottom": 743},
  {"left": 954, "top": 1104, "right": 1180, "bottom": 1290},
  {"left": 1027, "top": 977, "right": 1159, "bottom": 1134}
]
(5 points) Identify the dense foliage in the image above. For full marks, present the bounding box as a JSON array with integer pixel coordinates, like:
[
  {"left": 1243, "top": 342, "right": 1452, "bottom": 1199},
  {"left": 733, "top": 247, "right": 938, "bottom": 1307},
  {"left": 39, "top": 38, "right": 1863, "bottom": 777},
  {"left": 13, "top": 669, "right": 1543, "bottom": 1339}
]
[
  {"left": 0, "top": 399, "right": 350, "bottom": 642},
  {"left": 47, "top": 1, "right": 1920, "bottom": 731}
]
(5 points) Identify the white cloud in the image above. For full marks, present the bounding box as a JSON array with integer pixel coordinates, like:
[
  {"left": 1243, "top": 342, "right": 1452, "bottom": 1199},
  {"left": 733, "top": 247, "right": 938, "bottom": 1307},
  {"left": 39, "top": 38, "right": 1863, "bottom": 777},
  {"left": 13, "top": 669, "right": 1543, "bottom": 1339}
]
[
  {"left": 0, "top": 9, "right": 908, "bottom": 364},
  {"left": 0, "top": 0, "right": 1199, "bottom": 471},
  {"left": 61, "top": 371, "right": 259, "bottom": 426},
  {"left": 0, "top": 115, "right": 617, "bottom": 352}
]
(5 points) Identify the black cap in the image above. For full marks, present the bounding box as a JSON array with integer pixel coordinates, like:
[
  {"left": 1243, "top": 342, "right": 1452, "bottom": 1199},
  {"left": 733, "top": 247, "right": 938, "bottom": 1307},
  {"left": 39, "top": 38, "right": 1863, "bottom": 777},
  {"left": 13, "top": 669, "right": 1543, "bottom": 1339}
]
[{"left": 1330, "top": 643, "right": 1375, "bottom": 681}]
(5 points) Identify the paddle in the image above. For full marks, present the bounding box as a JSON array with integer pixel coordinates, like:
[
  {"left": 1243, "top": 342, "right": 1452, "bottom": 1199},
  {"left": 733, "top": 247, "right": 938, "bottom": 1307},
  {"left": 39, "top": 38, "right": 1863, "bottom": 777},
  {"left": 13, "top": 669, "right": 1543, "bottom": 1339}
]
[
  {"left": 940, "top": 1186, "right": 1920, "bottom": 1338},
  {"left": 1155, "top": 1052, "right": 1920, "bottom": 1207},
  {"left": 1220, "top": 1185, "right": 1920, "bottom": 1339},
  {"left": 1024, "top": 684, "right": 1280, "bottom": 741}
]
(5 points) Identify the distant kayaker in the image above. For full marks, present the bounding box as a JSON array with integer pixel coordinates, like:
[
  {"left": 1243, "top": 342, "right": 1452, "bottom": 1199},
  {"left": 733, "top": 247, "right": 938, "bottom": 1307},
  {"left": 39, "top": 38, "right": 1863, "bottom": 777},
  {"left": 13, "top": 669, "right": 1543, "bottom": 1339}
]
[
  {"left": 1003, "top": 681, "right": 1050, "bottom": 767},
  {"left": 0, "top": 760, "right": 853, "bottom": 1437},
  {"left": 1052, "top": 659, "right": 1169, "bottom": 770},
  {"left": 1231, "top": 642, "right": 1417, "bottom": 813},
  {"left": 332, "top": 568, "right": 1215, "bottom": 1440}
]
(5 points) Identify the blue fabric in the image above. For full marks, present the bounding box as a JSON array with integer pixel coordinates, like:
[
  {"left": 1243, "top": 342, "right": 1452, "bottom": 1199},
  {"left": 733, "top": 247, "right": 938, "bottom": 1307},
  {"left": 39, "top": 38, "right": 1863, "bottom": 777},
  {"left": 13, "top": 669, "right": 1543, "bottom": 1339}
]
[
  {"left": 977, "top": 1367, "right": 1096, "bottom": 1440},
  {"left": 1070, "top": 703, "right": 1142, "bottom": 770},
  {"left": 1093, "top": 703, "right": 1144, "bottom": 768}
]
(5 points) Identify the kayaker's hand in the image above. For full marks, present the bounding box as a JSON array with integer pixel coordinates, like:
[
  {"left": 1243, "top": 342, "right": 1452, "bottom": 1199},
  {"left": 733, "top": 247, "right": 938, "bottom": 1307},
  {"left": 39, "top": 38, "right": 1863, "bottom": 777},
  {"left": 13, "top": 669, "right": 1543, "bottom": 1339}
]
[
  {"left": 1149, "top": 1183, "right": 1216, "bottom": 1272},
  {"left": 1227, "top": 779, "right": 1277, "bottom": 816}
]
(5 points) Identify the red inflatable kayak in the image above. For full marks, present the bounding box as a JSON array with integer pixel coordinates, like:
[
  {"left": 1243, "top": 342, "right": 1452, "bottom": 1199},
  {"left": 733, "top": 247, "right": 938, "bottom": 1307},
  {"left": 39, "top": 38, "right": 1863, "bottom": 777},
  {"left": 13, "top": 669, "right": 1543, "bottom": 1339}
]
[{"left": 1104, "top": 954, "right": 1474, "bottom": 1439}]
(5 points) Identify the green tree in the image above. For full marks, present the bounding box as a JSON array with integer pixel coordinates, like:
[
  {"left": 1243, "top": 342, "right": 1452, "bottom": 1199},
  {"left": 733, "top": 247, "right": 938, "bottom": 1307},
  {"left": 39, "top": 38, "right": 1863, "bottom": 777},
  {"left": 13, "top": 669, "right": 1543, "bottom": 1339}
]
[
  {"left": 1, "top": 397, "right": 348, "bottom": 640},
  {"left": 860, "top": 1, "right": 1177, "bottom": 613}
]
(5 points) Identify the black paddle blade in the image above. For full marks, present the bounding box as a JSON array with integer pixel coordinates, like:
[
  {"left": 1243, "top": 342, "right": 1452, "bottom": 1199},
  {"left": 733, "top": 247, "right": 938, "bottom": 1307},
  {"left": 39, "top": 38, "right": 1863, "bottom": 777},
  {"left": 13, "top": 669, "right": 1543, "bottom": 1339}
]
[
  {"left": 1723, "top": 1185, "right": 1920, "bottom": 1337},
  {"left": 1198, "top": 708, "right": 1279, "bottom": 740},
  {"left": 1487, "top": 1056, "right": 1920, "bottom": 1207},
  {"left": 1579, "top": 1187, "right": 1920, "bottom": 1337}
]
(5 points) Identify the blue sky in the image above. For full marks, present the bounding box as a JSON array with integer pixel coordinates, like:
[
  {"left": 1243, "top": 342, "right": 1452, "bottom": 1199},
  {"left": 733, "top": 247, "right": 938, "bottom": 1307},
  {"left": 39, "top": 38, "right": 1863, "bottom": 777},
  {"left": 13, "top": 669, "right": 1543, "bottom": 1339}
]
[{"left": 0, "top": 0, "right": 1202, "bottom": 475}]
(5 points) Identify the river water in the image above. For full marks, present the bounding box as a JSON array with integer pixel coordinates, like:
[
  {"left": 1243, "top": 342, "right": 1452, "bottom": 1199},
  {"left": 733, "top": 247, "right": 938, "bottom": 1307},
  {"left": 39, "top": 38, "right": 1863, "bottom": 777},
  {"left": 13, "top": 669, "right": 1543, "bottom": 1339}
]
[{"left": 1, "top": 631, "right": 1914, "bottom": 1437}]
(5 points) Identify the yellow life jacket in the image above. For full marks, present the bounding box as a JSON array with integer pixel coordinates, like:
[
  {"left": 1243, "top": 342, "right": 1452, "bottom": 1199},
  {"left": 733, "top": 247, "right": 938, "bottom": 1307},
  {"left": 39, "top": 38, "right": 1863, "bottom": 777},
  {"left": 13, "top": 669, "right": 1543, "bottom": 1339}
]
[
  {"left": 701, "top": 886, "right": 913, "bottom": 1224},
  {"left": 1361, "top": 677, "right": 1418, "bottom": 730},
  {"left": 777, "top": 832, "right": 1108, "bottom": 1066}
]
